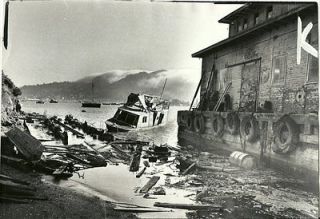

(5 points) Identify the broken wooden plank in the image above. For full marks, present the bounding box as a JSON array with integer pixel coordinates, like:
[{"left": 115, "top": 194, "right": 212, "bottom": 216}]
[
  {"left": 140, "top": 176, "right": 160, "bottom": 193},
  {"left": 110, "top": 144, "right": 131, "bottom": 158},
  {"left": 66, "top": 153, "right": 91, "bottom": 165},
  {"left": 5, "top": 127, "right": 43, "bottom": 161},
  {"left": 196, "top": 165, "right": 238, "bottom": 172},
  {"left": 52, "top": 165, "right": 73, "bottom": 178},
  {"left": 129, "top": 153, "right": 141, "bottom": 172},
  {"left": 181, "top": 162, "right": 196, "bottom": 175},
  {"left": 136, "top": 167, "right": 147, "bottom": 178},
  {"left": 154, "top": 202, "right": 222, "bottom": 210},
  {"left": 54, "top": 120, "right": 84, "bottom": 137},
  {"left": 113, "top": 206, "right": 169, "bottom": 213}
]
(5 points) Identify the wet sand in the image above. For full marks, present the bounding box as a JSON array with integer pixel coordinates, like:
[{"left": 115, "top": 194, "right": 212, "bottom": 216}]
[{"left": 0, "top": 164, "right": 136, "bottom": 219}]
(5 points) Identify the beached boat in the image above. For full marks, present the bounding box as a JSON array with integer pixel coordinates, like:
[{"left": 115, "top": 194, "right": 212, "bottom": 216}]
[{"left": 106, "top": 93, "right": 170, "bottom": 132}]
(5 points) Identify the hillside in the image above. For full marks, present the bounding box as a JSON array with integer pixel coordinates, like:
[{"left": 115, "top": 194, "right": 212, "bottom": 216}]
[
  {"left": 20, "top": 70, "right": 196, "bottom": 103},
  {"left": 1, "top": 72, "right": 22, "bottom": 127}
]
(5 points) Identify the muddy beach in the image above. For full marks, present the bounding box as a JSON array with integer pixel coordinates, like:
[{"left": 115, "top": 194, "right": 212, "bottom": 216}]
[{"left": 1, "top": 109, "right": 318, "bottom": 219}]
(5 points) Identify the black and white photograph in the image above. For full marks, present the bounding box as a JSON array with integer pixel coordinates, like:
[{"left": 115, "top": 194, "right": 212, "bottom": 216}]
[{"left": 0, "top": 0, "right": 319, "bottom": 218}]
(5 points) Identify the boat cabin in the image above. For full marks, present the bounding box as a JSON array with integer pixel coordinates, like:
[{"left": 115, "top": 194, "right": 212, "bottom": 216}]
[{"left": 106, "top": 93, "right": 170, "bottom": 132}]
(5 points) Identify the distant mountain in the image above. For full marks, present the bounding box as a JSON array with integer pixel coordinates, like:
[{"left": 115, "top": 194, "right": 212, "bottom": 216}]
[{"left": 20, "top": 70, "right": 196, "bottom": 103}]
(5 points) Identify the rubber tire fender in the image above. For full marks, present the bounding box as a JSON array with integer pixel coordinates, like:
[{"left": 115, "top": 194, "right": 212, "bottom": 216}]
[
  {"left": 181, "top": 114, "right": 187, "bottom": 126},
  {"left": 177, "top": 113, "right": 183, "bottom": 125},
  {"left": 272, "top": 116, "right": 299, "bottom": 154},
  {"left": 186, "top": 114, "right": 193, "bottom": 130},
  {"left": 226, "top": 112, "right": 240, "bottom": 135},
  {"left": 193, "top": 115, "right": 205, "bottom": 134},
  {"left": 212, "top": 115, "right": 224, "bottom": 137},
  {"left": 240, "top": 116, "right": 259, "bottom": 142}
]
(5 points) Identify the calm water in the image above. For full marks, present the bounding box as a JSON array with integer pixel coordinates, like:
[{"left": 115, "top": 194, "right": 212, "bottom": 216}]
[
  {"left": 23, "top": 101, "right": 318, "bottom": 218},
  {"left": 22, "top": 101, "right": 187, "bottom": 146},
  {"left": 23, "top": 101, "right": 191, "bottom": 218}
]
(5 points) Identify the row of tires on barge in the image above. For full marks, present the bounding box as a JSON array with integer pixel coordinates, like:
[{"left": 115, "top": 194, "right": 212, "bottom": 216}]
[{"left": 177, "top": 111, "right": 305, "bottom": 155}]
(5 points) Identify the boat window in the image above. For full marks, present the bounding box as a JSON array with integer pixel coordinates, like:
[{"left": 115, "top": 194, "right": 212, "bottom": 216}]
[
  {"left": 114, "top": 109, "right": 121, "bottom": 118},
  {"left": 142, "top": 116, "right": 147, "bottom": 123},
  {"left": 126, "top": 113, "right": 138, "bottom": 125},
  {"left": 117, "top": 110, "right": 127, "bottom": 121},
  {"left": 115, "top": 110, "right": 138, "bottom": 126}
]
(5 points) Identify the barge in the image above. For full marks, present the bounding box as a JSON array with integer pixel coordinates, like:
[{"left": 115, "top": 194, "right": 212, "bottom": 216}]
[
  {"left": 177, "top": 3, "right": 318, "bottom": 183},
  {"left": 106, "top": 93, "right": 170, "bottom": 132}
]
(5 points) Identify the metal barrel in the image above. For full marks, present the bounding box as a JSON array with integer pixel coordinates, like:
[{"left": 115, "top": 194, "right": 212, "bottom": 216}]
[{"left": 229, "top": 151, "right": 256, "bottom": 169}]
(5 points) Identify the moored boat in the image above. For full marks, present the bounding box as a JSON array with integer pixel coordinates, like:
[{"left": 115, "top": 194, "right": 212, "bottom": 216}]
[
  {"left": 81, "top": 102, "right": 101, "bottom": 108},
  {"left": 36, "top": 100, "right": 45, "bottom": 104},
  {"left": 106, "top": 93, "right": 170, "bottom": 132},
  {"left": 81, "top": 80, "right": 101, "bottom": 108}
]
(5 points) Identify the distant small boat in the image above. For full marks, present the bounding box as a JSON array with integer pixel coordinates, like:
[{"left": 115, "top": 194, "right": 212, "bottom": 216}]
[
  {"left": 81, "top": 102, "right": 101, "bottom": 108},
  {"left": 36, "top": 100, "right": 45, "bottom": 104},
  {"left": 81, "top": 80, "right": 101, "bottom": 108},
  {"left": 49, "top": 99, "right": 58, "bottom": 103}
]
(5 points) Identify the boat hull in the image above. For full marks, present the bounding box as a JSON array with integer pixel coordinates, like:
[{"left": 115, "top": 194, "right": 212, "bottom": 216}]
[
  {"left": 177, "top": 110, "right": 319, "bottom": 186},
  {"left": 81, "top": 103, "right": 101, "bottom": 108}
]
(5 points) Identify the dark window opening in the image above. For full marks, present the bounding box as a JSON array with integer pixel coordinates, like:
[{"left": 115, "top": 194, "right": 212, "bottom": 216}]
[
  {"left": 237, "top": 22, "right": 242, "bottom": 32},
  {"left": 243, "top": 19, "right": 248, "bottom": 29},
  {"left": 115, "top": 110, "right": 138, "bottom": 126},
  {"left": 272, "top": 56, "right": 287, "bottom": 84},
  {"left": 254, "top": 13, "right": 259, "bottom": 25},
  {"left": 267, "top": 6, "right": 273, "bottom": 19},
  {"left": 142, "top": 116, "right": 147, "bottom": 123},
  {"left": 158, "top": 114, "right": 164, "bottom": 125},
  {"left": 307, "top": 55, "right": 319, "bottom": 83}
]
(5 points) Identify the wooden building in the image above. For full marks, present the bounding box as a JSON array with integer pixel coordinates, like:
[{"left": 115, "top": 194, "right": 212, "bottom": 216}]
[{"left": 177, "top": 3, "right": 318, "bottom": 184}]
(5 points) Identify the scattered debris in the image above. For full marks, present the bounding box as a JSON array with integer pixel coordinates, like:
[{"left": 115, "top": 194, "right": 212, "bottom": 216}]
[
  {"left": 129, "top": 145, "right": 142, "bottom": 172},
  {"left": 136, "top": 167, "right": 147, "bottom": 178},
  {"left": 153, "top": 187, "right": 166, "bottom": 195},
  {"left": 181, "top": 162, "right": 196, "bottom": 175},
  {"left": 140, "top": 176, "right": 160, "bottom": 193},
  {"left": 154, "top": 202, "right": 222, "bottom": 210},
  {"left": 5, "top": 127, "right": 43, "bottom": 161}
]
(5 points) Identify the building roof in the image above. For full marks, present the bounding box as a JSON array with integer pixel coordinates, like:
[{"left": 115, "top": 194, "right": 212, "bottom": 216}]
[
  {"left": 192, "top": 3, "right": 313, "bottom": 58},
  {"left": 218, "top": 3, "right": 251, "bottom": 24}
]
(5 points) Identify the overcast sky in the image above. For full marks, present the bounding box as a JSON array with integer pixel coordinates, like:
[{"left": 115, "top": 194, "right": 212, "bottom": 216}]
[{"left": 2, "top": 1, "right": 241, "bottom": 86}]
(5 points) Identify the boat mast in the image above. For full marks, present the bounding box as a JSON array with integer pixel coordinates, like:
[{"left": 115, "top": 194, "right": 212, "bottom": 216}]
[
  {"left": 160, "top": 78, "right": 167, "bottom": 99},
  {"left": 92, "top": 80, "right": 94, "bottom": 102}
]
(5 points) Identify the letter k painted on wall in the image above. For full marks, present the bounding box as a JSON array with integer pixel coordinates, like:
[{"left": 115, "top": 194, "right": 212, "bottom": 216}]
[{"left": 297, "top": 16, "right": 318, "bottom": 65}]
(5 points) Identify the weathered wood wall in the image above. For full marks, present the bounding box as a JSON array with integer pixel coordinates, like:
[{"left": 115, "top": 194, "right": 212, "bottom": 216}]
[{"left": 200, "top": 9, "right": 318, "bottom": 114}]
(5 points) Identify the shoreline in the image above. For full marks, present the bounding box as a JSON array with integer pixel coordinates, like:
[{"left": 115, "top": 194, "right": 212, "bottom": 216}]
[{"left": 0, "top": 163, "right": 136, "bottom": 219}]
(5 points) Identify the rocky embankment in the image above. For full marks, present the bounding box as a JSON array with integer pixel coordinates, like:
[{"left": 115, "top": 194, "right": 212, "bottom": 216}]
[{"left": 1, "top": 72, "right": 23, "bottom": 131}]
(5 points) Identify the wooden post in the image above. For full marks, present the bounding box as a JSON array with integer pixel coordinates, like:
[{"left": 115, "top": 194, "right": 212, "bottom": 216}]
[{"left": 189, "top": 77, "right": 203, "bottom": 111}]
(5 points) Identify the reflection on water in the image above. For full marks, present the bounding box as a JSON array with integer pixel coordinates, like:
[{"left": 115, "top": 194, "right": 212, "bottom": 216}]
[
  {"left": 22, "top": 101, "right": 186, "bottom": 146},
  {"left": 43, "top": 162, "right": 193, "bottom": 218},
  {"left": 25, "top": 101, "right": 190, "bottom": 218}
]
